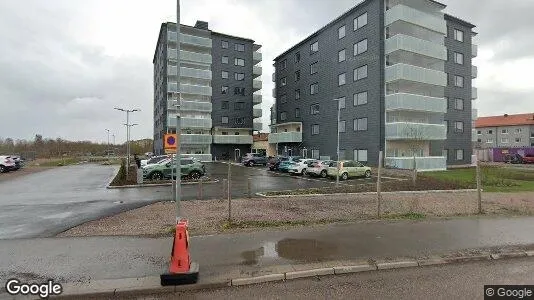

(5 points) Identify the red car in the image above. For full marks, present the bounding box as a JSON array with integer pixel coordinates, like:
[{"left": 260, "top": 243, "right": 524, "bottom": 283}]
[{"left": 523, "top": 154, "right": 534, "bottom": 164}]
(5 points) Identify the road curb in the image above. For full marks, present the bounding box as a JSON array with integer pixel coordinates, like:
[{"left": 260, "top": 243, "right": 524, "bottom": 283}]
[
  {"left": 444, "top": 254, "right": 491, "bottom": 263},
  {"left": 490, "top": 251, "right": 528, "bottom": 260},
  {"left": 256, "top": 189, "right": 478, "bottom": 198},
  {"left": 417, "top": 258, "right": 447, "bottom": 266},
  {"left": 285, "top": 267, "right": 334, "bottom": 280},
  {"left": 333, "top": 264, "right": 377, "bottom": 274},
  {"left": 376, "top": 260, "right": 419, "bottom": 270},
  {"left": 107, "top": 179, "right": 219, "bottom": 189},
  {"left": 231, "top": 274, "right": 285, "bottom": 286},
  {"left": 526, "top": 250, "right": 534, "bottom": 257}
]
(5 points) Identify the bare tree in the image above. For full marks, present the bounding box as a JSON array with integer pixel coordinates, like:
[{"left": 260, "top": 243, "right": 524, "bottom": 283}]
[{"left": 402, "top": 125, "right": 427, "bottom": 186}]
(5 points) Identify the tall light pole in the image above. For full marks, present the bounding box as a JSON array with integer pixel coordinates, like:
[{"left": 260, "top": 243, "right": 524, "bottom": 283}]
[
  {"left": 112, "top": 134, "right": 115, "bottom": 146},
  {"left": 114, "top": 107, "right": 140, "bottom": 177},
  {"left": 335, "top": 98, "right": 341, "bottom": 187},
  {"left": 174, "top": 0, "right": 182, "bottom": 222},
  {"left": 105, "top": 129, "right": 110, "bottom": 156}
]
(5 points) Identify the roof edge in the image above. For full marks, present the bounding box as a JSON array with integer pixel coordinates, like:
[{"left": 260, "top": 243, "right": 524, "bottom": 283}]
[{"left": 445, "top": 14, "right": 476, "bottom": 29}]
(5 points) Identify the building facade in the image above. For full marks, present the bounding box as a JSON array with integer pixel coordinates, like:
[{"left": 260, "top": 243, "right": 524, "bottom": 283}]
[
  {"left": 153, "top": 21, "right": 262, "bottom": 161},
  {"left": 269, "top": 0, "right": 477, "bottom": 170},
  {"left": 475, "top": 113, "right": 534, "bottom": 148}
]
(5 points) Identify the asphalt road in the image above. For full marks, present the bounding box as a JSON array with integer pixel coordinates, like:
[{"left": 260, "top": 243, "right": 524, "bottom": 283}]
[
  {"left": 0, "top": 163, "right": 356, "bottom": 239},
  {"left": 1, "top": 217, "right": 533, "bottom": 286}
]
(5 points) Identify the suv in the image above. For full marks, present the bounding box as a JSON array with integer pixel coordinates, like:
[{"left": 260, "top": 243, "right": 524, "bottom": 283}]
[
  {"left": 143, "top": 158, "right": 206, "bottom": 180},
  {"left": 0, "top": 156, "right": 16, "bottom": 173},
  {"left": 141, "top": 155, "right": 169, "bottom": 168},
  {"left": 307, "top": 160, "right": 334, "bottom": 178},
  {"left": 242, "top": 153, "right": 268, "bottom": 167},
  {"left": 288, "top": 159, "right": 317, "bottom": 175},
  {"left": 267, "top": 156, "right": 287, "bottom": 171},
  {"left": 327, "top": 160, "right": 371, "bottom": 180}
]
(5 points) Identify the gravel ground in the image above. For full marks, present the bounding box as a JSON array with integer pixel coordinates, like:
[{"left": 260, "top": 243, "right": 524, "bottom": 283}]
[{"left": 57, "top": 191, "right": 534, "bottom": 238}]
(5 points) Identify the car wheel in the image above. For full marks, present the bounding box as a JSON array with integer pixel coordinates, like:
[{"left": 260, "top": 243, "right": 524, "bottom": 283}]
[
  {"left": 364, "top": 170, "right": 371, "bottom": 178},
  {"left": 341, "top": 172, "right": 348, "bottom": 181},
  {"left": 320, "top": 170, "right": 327, "bottom": 178},
  {"left": 0, "top": 165, "right": 5, "bottom": 173},
  {"left": 151, "top": 171, "right": 163, "bottom": 181},
  {"left": 302, "top": 168, "right": 307, "bottom": 175},
  {"left": 190, "top": 171, "right": 201, "bottom": 180},
  {"left": 248, "top": 161, "right": 255, "bottom": 167}
]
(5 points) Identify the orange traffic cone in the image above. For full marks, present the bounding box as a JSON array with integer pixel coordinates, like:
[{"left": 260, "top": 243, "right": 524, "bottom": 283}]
[{"left": 160, "top": 219, "right": 199, "bottom": 286}]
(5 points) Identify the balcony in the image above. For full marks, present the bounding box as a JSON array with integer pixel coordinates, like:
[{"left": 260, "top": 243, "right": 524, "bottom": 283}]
[
  {"left": 253, "top": 66, "right": 262, "bottom": 78},
  {"left": 472, "top": 87, "right": 478, "bottom": 99},
  {"left": 253, "top": 108, "right": 262, "bottom": 118},
  {"left": 472, "top": 65, "right": 478, "bottom": 78},
  {"left": 168, "top": 49, "right": 212, "bottom": 65},
  {"left": 386, "top": 64, "right": 447, "bottom": 87},
  {"left": 253, "top": 51, "right": 262, "bottom": 64},
  {"left": 385, "top": 156, "right": 446, "bottom": 171},
  {"left": 213, "top": 135, "right": 253, "bottom": 144},
  {"left": 385, "top": 93, "right": 447, "bottom": 114},
  {"left": 272, "top": 72, "right": 276, "bottom": 82},
  {"left": 253, "top": 122, "right": 263, "bottom": 131},
  {"left": 181, "top": 84, "right": 212, "bottom": 96},
  {"left": 268, "top": 132, "right": 302, "bottom": 144},
  {"left": 385, "top": 122, "right": 447, "bottom": 140},
  {"left": 180, "top": 134, "right": 213, "bottom": 145},
  {"left": 472, "top": 129, "right": 478, "bottom": 142},
  {"left": 472, "top": 108, "right": 478, "bottom": 120},
  {"left": 168, "top": 117, "right": 212, "bottom": 129},
  {"left": 253, "top": 94, "right": 262, "bottom": 105},
  {"left": 167, "top": 66, "right": 212, "bottom": 80},
  {"left": 253, "top": 79, "right": 262, "bottom": 91},
  {"left": 179, "top": 100, "right": 212, "bottom": 112},
  {"left": 272, "top": 87, "right": 276, "bottom": 98},
  {"left": 385, "top": 4, "right": 447, "bottom": 34},
  {"left": 167, "top": 31, "right": 212, "bottom": 48},
  {"left": 472, "top": 44, "right": 478, "bottom": 57},
  {"left": 385, "top": 34, "right": 447, "bottom": 60}
]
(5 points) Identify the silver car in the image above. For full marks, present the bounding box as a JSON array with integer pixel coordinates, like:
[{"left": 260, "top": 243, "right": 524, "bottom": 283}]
[{"left": 306, "top": 160, "right": 334, "bottom": 178}]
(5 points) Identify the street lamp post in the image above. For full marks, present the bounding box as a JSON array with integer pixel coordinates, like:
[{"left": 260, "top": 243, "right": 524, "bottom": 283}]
[
  {"left": 105, "top": 129, "right": 110, "bottom": 156},
  {"left": 114, "top": 107, "right": 140, "bottom": 177},
  {"left": 174, "top": 0, "right": 182, "bottom": 222},
  {"left": 335, "top": 99, "right": 341, "bottom": 187}
]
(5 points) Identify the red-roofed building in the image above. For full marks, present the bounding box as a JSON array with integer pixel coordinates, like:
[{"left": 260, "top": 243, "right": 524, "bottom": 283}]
[
  {"left": 474, "top": 113, "right": 534, "bottom": 148},
  {"left": 252, "top": 133, "right": 276, "bottom": 157}
]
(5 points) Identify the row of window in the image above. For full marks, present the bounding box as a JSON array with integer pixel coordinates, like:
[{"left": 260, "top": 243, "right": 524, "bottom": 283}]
[
  {"left": 477, "top": 128, "right": 523, "bottom": 135},
  {"left": 338, "top": 12, "right": 368, "bottom": 39},
  {"left": 279, "top": 92, "right": 368, "bottom": 109},
  {"left": 221, "top": 101, "right": 246, "bottom": 110},
  {"left": 303, "top": 119, "right": 368, "bottom": 135},
  {"left": 220, "top": 116, "right": 245, "bottom": 125},
  {"left": 477, "top": 138, "right": 524, "bottom": 144},
  {"left": 221, "top": 86, "right": 246, "bottom": 96},
  {"left": 279, "top": 65, "right": 368, "bottom": 94},
  {"left": 448, "top": 28, "right": 465, "bottom": 43},
  {"left": 222, "top": 71, "right": 245, "bottom": 81},
  {"left": 446, "top": 97, "right": 465, "bottom": 110},
  {"left": 443, "top": 149, "right": 465, "bottom": 161},
  {"left": 221, "top": 40, "right": 245, "bottom": 52},
  {"left": 222, "top": 56, "right": 246, "bottom": 66},
  {"left": 308, "top": 149, "right": 368, "bottom": 162}
]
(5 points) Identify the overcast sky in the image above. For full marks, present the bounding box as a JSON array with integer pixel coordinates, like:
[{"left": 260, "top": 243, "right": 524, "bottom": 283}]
[{"left": 0, "top": 0, "right": 532, "bottom": 143}]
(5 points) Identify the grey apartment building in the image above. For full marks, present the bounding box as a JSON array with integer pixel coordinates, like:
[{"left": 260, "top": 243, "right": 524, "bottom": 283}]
[
  {"left": 153, "top": 21, "right": 262, "bottom": 161},
  {"left": 269, "top": 0, "right": 478, "bottom": 170},
  {"left": 475, "top": 113, "right": 534, "bottom": 149}
]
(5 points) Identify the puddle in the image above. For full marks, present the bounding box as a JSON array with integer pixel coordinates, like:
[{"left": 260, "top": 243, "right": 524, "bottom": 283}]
[{"left": 241, "top": 238, "right": 337, "bottom": 265}]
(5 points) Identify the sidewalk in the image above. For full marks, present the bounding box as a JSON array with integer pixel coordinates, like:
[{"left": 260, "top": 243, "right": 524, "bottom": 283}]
[{"left": 1, "top": 216, "right": 534, "bottom": 296}]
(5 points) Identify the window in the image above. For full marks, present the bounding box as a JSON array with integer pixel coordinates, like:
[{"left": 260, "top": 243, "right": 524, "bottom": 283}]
[
  {"left": 516, "top": 128, "right": 522, "bottom": 133},
  {"left": 312, "top": 149, "right": 320, "bottom": 159},
  {"left": 295, "top": 89, "right": 301, "bottom": 100},
  {"left": 221, "top": 86, "right": 229, "bottom": 94},
  {"left": 312, "top": 124, "right": 320, "bottom": 135},
  {"left": 445, "top": 120, "right": 449, "bottom": 134},
  {"left": 234, "top": 87, "right": 245, "bottom": 95},
  {"left": 354, "top": 39, "right": 368, "bottom": 55},
  {"left": 354, "top": 12, "right": 368, "bottom": 30},
  {"left": 353, "top": 91, "right": 368, "bottom": 106},
  {"left": 280, "top": 112, "right": 287, "bottom": 121},
  {"left": 488, "top": 130, "right": 493, "bottom": 134},
  {"left": 234, "top": 102, "right": 245, "bottom": 110},
  {"left": 310, "top": 83, "right": 319, "bottom": 95},
  {"left": 454, "top": 29, "right": 464, "bottom": 42},
  {"left": 221, "top": 40, "right": 229, "bottom": 49},
  {"left": 477, "top": 130, "right": 482, "bottom": 135},
  {"left": 295, "top": 108, "right": 300, "bottom": 118},
  {"left": 354, "top": 118, "right": 368, "bottom": 131},
  {"left": 310, "top": 41, "right": 319, "bottom": 53},
  {"left": 487, "top": 138, "right": 494, "bottom": 143},
  {"left": 454, "top": 52, "right": 464, "bottom": 65},
  {"left": 338, "top": 120, "right": 346, "bottom": 133},
  {"left": 222, "top": 71, "right": 229, "bottom": 79},
  {"left": 338, "top": 49, "right": 346, "bottom": 62},
  {"left": 221, "top": 132, "right": 228, "bottom": 135},
  {"left": 454, "top": 75, "right": 464, "bottom": 87},
  {"left": 235, "top": 58, "right": 245, "bottom": 66},
  {"left": 454, "top": 98, "right": 464, "bottom": 110},
  {"left": 280, "top": 94, "right": 287, "bottom": 104},
  {"left": 338, "top": 25, "right": 346, "bottom": 39},
  {"left": 310, "top": 62, "right": 318, "bottom": 74},
  {"left": 477, "top": 139, "right": 482, "bottom": 143},
  {"left": 280, "top": 77, "right": 287, "bottom": 86},
  {"left": 280, "top": 59, "right": 287, "bottom": 70},
  {"left": 310, "top": 104, "right": 320, "bottom": 115},
  {"left": 222, "top": 116, "right": 229, "bottom": 124},
  {"left": 235, "top": 43, "right": 245, "bottom": 52},
  {"left": 235, "top": 117, "right": 245, "bottom": 125},
  {"left": 501, "top": 137, "right": 509, "bottom": 144},
  {"left": 222, "top": 56, "right": 229, "bottom": 64},
  {"left": 456, "top": 149, "right": 464, "bottom": 160},
  {"left": 336, "top": 97, "right": 346, "bottom": 109},
  {"left": 354, "top": 149, "right": 368, "bottom": 162},
  {"left": 455, "top": 121, "right": 464, "bottom": 133},
  {"left": 295, "top": 70, "right": 301, "bottom": 81},
  {"left": 501, "top": 129, "right": 508, "bottom": 134},
  {"left": 295, "top": 52, "right": 301, "bottom": 63},
  {"left": 515, "top": 138, "right": 523, "bottom": 143},
  {"left": 221, "top": 101, "right": 229, "bottom": 109},
  {"left": 235, "top": 73, "right": 245, "bottom": 81},
  {"left": 354, "top": 65, "right": 368, "bottom": 81},
  {"left": 338, "top": 73, "right": 346, "bottom": 86}
]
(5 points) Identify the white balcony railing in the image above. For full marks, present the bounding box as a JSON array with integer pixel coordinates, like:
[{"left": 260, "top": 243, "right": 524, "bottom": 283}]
[
  {"left": 268, "top": 132, "right": 303, "bottom": 144},
  {"left": 472, "top": 44, "right": 478, "bottom": 57},
  {"left": 253, "top": 66, "right": 262, "bottom": 78},
  {"left": 168, "top": 49, "right": 212, "bottom": 64},
  {"left": 213, "top": 135, "right": 253, "bottom": 144},
  {"left": 167, "top": 66, "right": 212, "bottom": 80},
  {"left": 385, "top": 4, "right": 447, "bottom": 34},
  {"left": 167, "top": 83, "right": 211, "bottom": 96},
  {"left": 385, "top": 93, "right": 447, "bottom": 114},
  {"left": 472, "top": 65, "right": 478, "bottom": 78},
  {"left": 272, "top": 72, "right": 276, "bottom": 82},
  {"left": 253, "top": 80, "right": 262, "bottom": 91},
  {"left": 472, "top": 87, "right": 478, "bottom": 99},
  {"left": 253, "top": 51, "right": 262, "bottom": 63},
  {"left": 253, "top": 122, "right": 263, "bottom": 131},
  {"left": 272, "top": 87, "right": 276, "bottom": 98},
  {"left": 253, "top": 94, "right": 262, "bottom": 105},
  {"left": 385, "top": 34, "right": 447, "bottom": 60},
  {"left": 167, "top": 31, "right": 212, "bottom": 48},
  {"left": 168, "top": 117, "right": 212, "bottom": 129},
  {"left": 472, "top": 129, "right": 478, "bottom": 142},
  {"left": 253, "top": 108, "right": 262, "bottom": 118},
  {"left": 385, "top": 64, "right": 447, "bottom": 86},
  {"left": 385, "top": 156, "right": 446, "bottom": 171},
  {"left": 472, "top": 108, "right": 478, "bottom": 120},
  {"left": 180, "top": 134, "right": 213, "bottom": 145},
  {"left": 385, "top": 122, "right": 447, "bottom": 140},
  {"left": 179, "top": 101, "right": 212, "bottom": 112}
]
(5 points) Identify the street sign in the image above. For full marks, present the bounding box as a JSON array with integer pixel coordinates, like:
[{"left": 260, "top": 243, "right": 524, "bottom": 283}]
[{"left": 164, "top": 134, "right": 179, "bottom": 152}]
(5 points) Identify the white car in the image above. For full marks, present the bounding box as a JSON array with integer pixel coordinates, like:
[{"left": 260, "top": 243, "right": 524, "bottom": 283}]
[
  {"left": 141, "top": 155, "right": 169, "bottom": 167},
  {"left": 307, "top": 160, "right": 334, "bottom": 178},
  {"left": 288, "top": 159, "right": 316, "bottom": 175},
  {"left": 0, "top": 156, "right": 16, "bottom": 173}
]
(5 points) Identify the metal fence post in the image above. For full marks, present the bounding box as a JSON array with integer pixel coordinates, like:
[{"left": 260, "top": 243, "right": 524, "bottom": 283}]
[
  {"left": 227, "top": 162, "right": 232, "bottom": 222},
  {"left": 476, "top": 159, "right": 482, "bottom": 214},
  {"left": 377, "top": 151, "right": 383, "bottom": 218}
]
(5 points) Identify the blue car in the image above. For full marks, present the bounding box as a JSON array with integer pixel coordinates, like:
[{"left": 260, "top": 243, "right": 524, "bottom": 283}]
[{"left": 277, "top": 156, "right": 302, "bottom": 172}]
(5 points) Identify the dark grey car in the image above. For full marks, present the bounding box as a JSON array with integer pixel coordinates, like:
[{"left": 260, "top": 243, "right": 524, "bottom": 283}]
[{"left": 241, "top": 153, "right": 268, "bottom": 166}]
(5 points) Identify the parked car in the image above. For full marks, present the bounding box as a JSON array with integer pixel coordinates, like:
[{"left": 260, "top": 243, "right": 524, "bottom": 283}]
[
  {"left": 288, "top": 159, "right": 317, "bottom": 175},
  {"left": 278, "top": 156, "right": 302, "bottom": 173},
  {"left": 503, "top": 153, "right": 523, "bottom": 164},
  {"left": 242, "top": 153, "right": 268, "bottom": 166},
  {"left": 6, "top": 155, "right": 23, "bottom": 170},
  {"left": 307, "top": 160, "right": 334, "bottom": 178},
  {"left": 267, "top": 156, "right": 288, "bottom": 171},
  {"left": 142, "top": 158, "right": 205, "bottom": 180},
  {"left": 327, "top": 160, "right": 372, "bottom": 180},
  {"left": 0, "top": 156, "right": 16, "bottom": 173},
  {"left": 523, "top": 154, "right": 534, "bottom": 164},
  {"left": 141, "top": 155, "right": 169, "bottom": 168}
]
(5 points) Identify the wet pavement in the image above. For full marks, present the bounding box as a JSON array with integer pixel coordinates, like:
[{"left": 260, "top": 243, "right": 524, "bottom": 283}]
[
  {"left": 1, "top": 216, "right": 533, "bottom": 285},
  {"left": 0, "top": 163, "right": 352, "bottom": 239}
]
